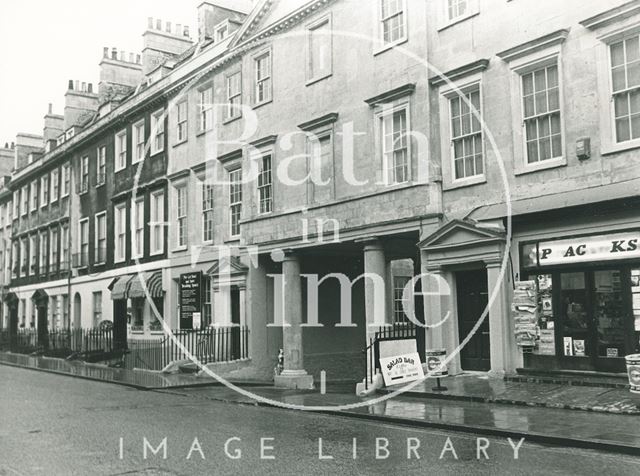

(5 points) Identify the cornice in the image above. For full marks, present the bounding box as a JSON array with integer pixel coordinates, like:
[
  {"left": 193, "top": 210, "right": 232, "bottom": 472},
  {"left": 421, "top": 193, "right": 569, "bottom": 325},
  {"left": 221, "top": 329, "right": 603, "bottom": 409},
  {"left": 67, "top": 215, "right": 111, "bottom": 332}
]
[
  {"left": 429, "top": 59, "right": 490, "bottom": 87},
  {"left": 497, "top": 29, "right": 570, "bottom": 63},
  {"left": 249, "top": 134, "right": 278, "bottom": 148},
  {"left": 580, "top": 0, "right": 640, "bottom": 30},
  {"left": 297, "top": 112, "right": 339, "bottom": 131},
  {"left": 364, "top": 83, "right": 416, "bottom": 107}
]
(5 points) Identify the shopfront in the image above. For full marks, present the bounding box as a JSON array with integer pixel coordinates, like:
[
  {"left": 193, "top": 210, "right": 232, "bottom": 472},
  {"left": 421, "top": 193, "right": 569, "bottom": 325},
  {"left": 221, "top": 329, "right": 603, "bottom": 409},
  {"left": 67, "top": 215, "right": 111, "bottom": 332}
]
[{"left": 521, "top": 230, "right": 640, "bottom": 373}]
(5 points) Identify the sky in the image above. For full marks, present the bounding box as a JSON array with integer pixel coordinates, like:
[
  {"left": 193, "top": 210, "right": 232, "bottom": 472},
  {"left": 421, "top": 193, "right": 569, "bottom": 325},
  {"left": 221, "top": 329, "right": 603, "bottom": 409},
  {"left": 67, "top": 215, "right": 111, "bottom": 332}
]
[{"left": 0, "top": 0, "right": 203, "bottom": 145}]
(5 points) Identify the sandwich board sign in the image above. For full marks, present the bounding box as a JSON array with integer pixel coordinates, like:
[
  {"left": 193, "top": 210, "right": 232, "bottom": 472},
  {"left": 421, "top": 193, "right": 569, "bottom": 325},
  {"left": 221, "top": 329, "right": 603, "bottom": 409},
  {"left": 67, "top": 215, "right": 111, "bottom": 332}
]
[{"left": 379, "top": 352, "right": 424, "bottom": 386}]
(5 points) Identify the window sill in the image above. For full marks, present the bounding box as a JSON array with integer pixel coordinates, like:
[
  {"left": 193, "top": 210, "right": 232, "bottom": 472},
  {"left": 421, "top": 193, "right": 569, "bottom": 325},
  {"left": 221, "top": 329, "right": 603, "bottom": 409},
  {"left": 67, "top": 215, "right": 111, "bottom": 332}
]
[
  {"left": 96, "top": 183, "right": 105, "bottom": 189},
  {"left": 114, "top": 258, "right": 126, "bottom": 265},
  {"left": 223, "top": 115, "right": 242, "bottom": 126},
  {"left": 173, "top": 139, "right": 188, "bottom": 148},
  {"left": 443, "top": 174, "right": 487, "bottom": 191},
  {"left": 437, "top": 11, "right": 480, "bottom": 32},
  {"left": 601, "top": 139, "right": 640, "bottom": 156},
  {"left": 132, "top": 159, "right": 144, "bottom": 166},
  {"left": 50, "top": 199, "right": 58, "bottom": 205},
  {"left": 252, "top": 99, "right": 273, "bottom": 110},
  {"left": 150, "top": 149, "right": 164, "bottom": 157},
  {"left": 149, "top": 250, "right": 163, "bottom": 257},
  {"left": 172, "top": 246, "right": 188, "bottom": 252},
  {"left": 373, "top": 37, "right": 408, "bottom": 57},
  {"left": 514, "top": 156, "right": 566, "bottom": 176},
  {"left": 196, "top": 129, "right": 212, "bottom": 138},
  {"left": 225, "top": 236, "right": 241, "bottom": 244},
  {"left": 114, "top": 167, "right": 126, "bottom": 174},
  {"left": 306, "top": 73, "right": 332, "bottom": 87}
]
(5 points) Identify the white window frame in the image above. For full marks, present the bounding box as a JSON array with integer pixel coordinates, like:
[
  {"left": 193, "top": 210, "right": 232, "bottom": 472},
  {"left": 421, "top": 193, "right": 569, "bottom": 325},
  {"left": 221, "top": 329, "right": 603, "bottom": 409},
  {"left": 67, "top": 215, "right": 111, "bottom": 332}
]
[
  {"left": 507, "top": 47, "right": 566, "bottom": 175},
  {"left": 96, "top": 146, "right": 106, "bottom": 186},
  {"left": 29, "top": 235, "right": 36, "bottom": 275},
  {"left": 51, "top": 169, "right": 59, "bottom": 203},
  {"left": 13, "top": 191, "right": 19, "bottom": 218},
  {"left": 228, "top": 168, "right": 242, "bottom": 238},
  {"left": 376, "top": 102, "right": 412, "bottom": 186},
  {"left": 61, "top": 225, "right": 69, "bottom": 271},
  {"left": 94, "top": 211, "right": 107, "bottom": 264},
  {"left": 255, "top": 152, "right": 273, "bottom": 214},
  {"left": 21, "top": 186, "right": 28, "bottom": 216},
  {"left": 306, "top": 14, "right": 333, "bottom": 84},
  {"left": 438, "top": 0, "right": 479, "bottom": 31},
  {"left": 253, "top": 49, "right": 272, "bottom": 106},
  {"left": 115, "top": 129, "right": 127, "bottom": 171},
  {"left": 176, "top": 101, "right": 188, "bottom": 144},
  {"left": 376, "top": 0, "right": 408, "bottom": 53},
  {"left": 215, "top": 19, "right": 230, "bottom": 41},
  {"left": 132, "top": 119, "right": 145, "bottom": 164},
  {"left": 225, "top": 71, "right": 242, "bottom": 121},
  {"left": 597, "top": 25, "right": 640, "bottom": 155},
  {"left": 175, "top": 185, "right": 188, "bottom": 249},
  {"left": 438, "top": 75, "right": 487, "bottom": 190},
  {"left": 198, "top": 87, "right": 213, "bottom": 133},
  {"left": 50, "top": 227, "right": 59, "bottom": 272},
  {"left": 78, "top": 218, "right": 89, "bottom": 268},
  {"left": 151, "top": 108, "right": 165, "bottom": 155},
  {"left": 40, "top": 174, "right": 49, "bottom": 208},
  {"left": 201, "top": 182, "right": 215, "bottom": 243},
  {"left": 131, "top": 198, "right": 144, "bottom": 259},
  {"left": 114, "top": 203, "right": 127, "bottom": 263},
  {"left": 79, "top": 156, "right": 89, "bottom": 194},
  {"left": 19, "top": 238, "right": 26, "bottom": 277},
  {"left": 30, "top": 181, "right": 38, "bottom": 212},
  {"left": 39, "top": 230, "right": 47, "bottom": 275},
  {"left": 150, "top": 190, "right": 165, "bottom": 255},
  {"left": 61, "top": 164, "right": 70, "bottom": 198},
  {"left": 93, "top": 291, "right": 102, "bottom": 327},
  {"left": 306, "top": 129, "right": 335, "bottom": 203}
]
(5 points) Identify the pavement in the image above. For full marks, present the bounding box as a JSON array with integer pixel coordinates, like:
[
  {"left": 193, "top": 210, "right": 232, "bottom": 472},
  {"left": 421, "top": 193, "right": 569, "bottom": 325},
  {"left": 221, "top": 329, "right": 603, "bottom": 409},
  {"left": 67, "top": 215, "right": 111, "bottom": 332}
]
[
  {"left": 3, "top": 365, "right": 640, "bottom": 475},
  {"left": 2, "top": 351, "right": 640, "bottom": 456}
]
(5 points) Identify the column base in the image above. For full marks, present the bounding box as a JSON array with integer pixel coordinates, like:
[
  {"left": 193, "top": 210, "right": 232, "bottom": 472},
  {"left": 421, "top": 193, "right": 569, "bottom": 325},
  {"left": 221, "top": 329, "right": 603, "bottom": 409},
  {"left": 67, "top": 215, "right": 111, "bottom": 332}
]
[{"left": 274, "top": 370, "right": 314, "bottom": 390}]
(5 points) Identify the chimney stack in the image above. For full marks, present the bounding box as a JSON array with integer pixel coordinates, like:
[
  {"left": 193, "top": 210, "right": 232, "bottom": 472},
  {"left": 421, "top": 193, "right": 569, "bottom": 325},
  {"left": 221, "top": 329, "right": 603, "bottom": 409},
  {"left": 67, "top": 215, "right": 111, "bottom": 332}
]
[
  {"left": 98, "top": 46, "right": 143, "bottom": 104},
  {"left": 142, "top": 17, "right": 193, "bottom": 76},
  {"left": 43, "top": 103, "right": 63, "bottom": 145},
  {"left": 64, "top": 79, "right": 98, "bottom": 130},
  {"left": 197, "top": 2, "right": 249, "bottom": 43}
]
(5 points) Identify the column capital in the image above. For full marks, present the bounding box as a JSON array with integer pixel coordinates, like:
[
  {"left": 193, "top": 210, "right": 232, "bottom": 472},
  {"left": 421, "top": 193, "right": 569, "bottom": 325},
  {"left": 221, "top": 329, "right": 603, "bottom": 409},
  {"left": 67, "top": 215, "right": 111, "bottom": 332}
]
[
  {"left": 281, "top": 249, "right": 300, "bottom": 262},
  {"left": 357, "top": 237, "right": 384, "bottom": 252}
]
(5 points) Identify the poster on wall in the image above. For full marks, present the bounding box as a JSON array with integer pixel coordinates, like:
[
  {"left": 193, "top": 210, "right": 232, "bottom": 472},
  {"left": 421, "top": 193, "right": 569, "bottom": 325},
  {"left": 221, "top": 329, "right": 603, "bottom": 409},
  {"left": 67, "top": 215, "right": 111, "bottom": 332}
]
[
  {"left": 180, "top": 272, "right": 202, "bottom": 330},
  {"left": 513, "top": 281, "right": 538, "bottom": 347},
  {"left": 538, "top": 330, "right": 556, "bottom": 355}
]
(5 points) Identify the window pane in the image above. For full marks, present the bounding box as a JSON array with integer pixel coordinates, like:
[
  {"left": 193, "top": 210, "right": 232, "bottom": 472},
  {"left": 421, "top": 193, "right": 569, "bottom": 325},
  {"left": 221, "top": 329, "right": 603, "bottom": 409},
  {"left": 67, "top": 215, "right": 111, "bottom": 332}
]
[
  {"left": 632, "top": 114, "right": 640, "bottom": 140},
  {"left": 628, "top": 61, "right": 640, "bottom": 88},
  {"left": 547, "top": 65, "right": 558, "bottom": 88},
  {"left": 627, "top": 37, "right": 640, "bottom": 62},
  {"left": 611, "top": 41, "right": 625, "bottom": 67},
  {"left": 616, "top": 117, "right": 631, "bottom": 142},
  {"left": 535, "top": 91, "right": 547, "bottom": 115},
  {"left": 615, "top": 93, "right": 629, "bottom": 117},
  {"left": 523, "top": 95, "right": 535, "bottom": 118},
  {"left": 527, "top": 140, "right": 539, "bottom": 163},
  {"left": 522, "top": 73, "right": 534, "bottom": 96},
  {"left": 539, "top": 137, "right": 551, "bottom": 161},
  {"left": 612, "top": 66, "right": 626, "bottom": 92},
  {"left": 548, "top": 88, "right": 560, "bottom": 111}
]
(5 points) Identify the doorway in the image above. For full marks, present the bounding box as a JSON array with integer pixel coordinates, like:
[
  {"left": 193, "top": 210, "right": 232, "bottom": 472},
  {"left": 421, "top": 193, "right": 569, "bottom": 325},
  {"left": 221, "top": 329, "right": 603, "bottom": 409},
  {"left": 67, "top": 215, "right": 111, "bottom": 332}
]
[
  {"left": 230, "top": 287, "right": 241, "bottom": 360},
  {"left": 456, "top": 269, "right": 490, "bottom": 371}
]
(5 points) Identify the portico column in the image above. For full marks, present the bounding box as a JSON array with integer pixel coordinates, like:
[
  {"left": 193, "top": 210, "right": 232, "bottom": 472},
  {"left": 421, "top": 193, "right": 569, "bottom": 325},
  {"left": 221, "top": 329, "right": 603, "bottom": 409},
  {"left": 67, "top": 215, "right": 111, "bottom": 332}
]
[
  {"left": 362, "top": 238, "right": 387, "bottom": 341},
  {"left": 274, "top": 250, "right": 314, "bottom": 389},
  {"left": 486, "top": 259, "right": 510, "bottom": 378},
  {"left": 420, "top": 254, "right": 460, "bottom": 374}
]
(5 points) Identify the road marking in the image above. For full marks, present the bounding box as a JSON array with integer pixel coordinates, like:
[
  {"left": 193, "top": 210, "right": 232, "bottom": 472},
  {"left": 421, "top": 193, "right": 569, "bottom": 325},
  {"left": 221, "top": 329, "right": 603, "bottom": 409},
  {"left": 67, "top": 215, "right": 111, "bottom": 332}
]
[{"left": 320, "top": 370, "right": 326, "bottom": 394}]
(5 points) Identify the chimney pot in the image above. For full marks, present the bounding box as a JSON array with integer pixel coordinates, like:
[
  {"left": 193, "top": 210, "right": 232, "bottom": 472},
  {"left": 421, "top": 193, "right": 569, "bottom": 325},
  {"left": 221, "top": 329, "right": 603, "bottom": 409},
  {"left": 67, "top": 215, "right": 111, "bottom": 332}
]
[
  {"left": 136, "top": 54, "right": 141, "bottom": 64},
  {"left": 68, "top": 80, "right": 74, "bottom": 90},
  {"left": 48, "top": 103, "right": 53, "bottom": 114},
  {"left": 81, "top": 82, "right": 86, "bottom": 92},
  {"left": 166, "top": 21, "right": 171, "bottom": 33},
  {"left": 111, "top": 47, "right": 117, "bottom": 60},
  {"left": 103, "top": 47, "right": 109, "bottom": 58},
  {"left": 11, "top": 142, "right": 15, "bottom": 149},
  {"left": 156, "top": 19, "right": 162, "bottom": 30},
  {"left": 184, "top": 25, "right": 190, "bottom": 37},
  {"left": 148, "top": 17, "right": 153, "bottom": 29},
  {"left": 88, "top": 83, "right": 93, "bottom": 93},
  {"left": 4, "top": 143, "right": 7, "bottom": 149},
  {"left": 75, "top": 80, "right": 80, "bottom": 91},
  {"left": 120, "top": 50, "right": 125, "bottom": 61},
  {"left": 129, "top": 52, "right": 134, "bottom": 63},
  {"left": 176, "top": 23, "right": 182, "bottom": 35}
]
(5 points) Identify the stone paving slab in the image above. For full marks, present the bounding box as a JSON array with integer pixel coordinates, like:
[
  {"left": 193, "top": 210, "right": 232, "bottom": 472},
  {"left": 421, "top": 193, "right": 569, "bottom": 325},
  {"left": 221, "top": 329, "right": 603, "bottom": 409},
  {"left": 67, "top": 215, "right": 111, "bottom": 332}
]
[
  {"left": 160, "top": 385, "right": 640, "bottom": 455},
  {"left": 382, "top": 373, "right": 640, "bottom": 415}
]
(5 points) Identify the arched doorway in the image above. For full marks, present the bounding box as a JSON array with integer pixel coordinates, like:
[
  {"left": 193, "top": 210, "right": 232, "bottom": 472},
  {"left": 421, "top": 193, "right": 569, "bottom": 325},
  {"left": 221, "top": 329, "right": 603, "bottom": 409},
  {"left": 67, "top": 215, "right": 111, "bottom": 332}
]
[{"left": 73, "top": 293, "right": 82, "bottom": 329}]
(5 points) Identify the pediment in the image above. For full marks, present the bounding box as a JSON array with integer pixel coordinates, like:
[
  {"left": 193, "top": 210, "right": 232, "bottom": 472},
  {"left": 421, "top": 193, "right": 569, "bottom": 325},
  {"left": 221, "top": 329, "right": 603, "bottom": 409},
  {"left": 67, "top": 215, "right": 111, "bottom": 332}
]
[
  {"left": 418, "top": 219, "right": 504, "bottom": 250},
  {"left": 206, "top": 256, "right": 249, "bottom": 277}
]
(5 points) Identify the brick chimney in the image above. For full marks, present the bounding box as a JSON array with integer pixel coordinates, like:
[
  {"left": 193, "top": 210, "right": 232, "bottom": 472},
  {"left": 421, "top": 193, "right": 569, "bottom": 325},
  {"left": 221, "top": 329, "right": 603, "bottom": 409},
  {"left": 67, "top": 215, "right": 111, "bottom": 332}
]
[
  {"left": 197, "top": 1, "right": 251, "bottom": 43},
  {"left": 43, "top": 103, "right": 64, "bottom": 145},
  {"left": 64, "top": 80, "right": 99, "bottom": 130},
  {"left": 98, "top": 46, "right": 144, "bottom": 104},
  {"left": 13, "top": 133, "right": 43, "bottom": 171},
  {"left": 142, "top": 17, "right": 194, "bottom": 76}
]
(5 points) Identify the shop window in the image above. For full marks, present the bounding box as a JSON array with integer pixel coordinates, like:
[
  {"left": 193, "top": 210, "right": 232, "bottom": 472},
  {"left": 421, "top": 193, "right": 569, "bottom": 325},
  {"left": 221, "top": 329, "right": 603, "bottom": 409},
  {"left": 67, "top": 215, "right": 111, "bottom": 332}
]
[
  {"left": 559, "top": 272, "right": 589, "bottom": 357},
  {"left": 131, "top": 298, "right": 144, "bottom": 332},
  {"left": 150, "top": 296, "right": 164, "bottom": 332}
]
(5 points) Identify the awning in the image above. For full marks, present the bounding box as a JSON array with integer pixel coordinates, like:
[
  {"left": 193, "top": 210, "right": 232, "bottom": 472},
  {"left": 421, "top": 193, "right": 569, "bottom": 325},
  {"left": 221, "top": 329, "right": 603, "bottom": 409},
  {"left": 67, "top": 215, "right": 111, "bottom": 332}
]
[
  {"left": 128, "top": 272, "right": 164, "bottom": 299},
  {"left": 111, "top": 275, "right": 133, "bottom": 300}
]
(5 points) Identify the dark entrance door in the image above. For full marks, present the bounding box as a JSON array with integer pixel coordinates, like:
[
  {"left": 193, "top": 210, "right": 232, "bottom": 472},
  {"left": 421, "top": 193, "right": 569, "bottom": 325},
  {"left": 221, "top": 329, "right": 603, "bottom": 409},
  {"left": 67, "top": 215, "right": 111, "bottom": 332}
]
[
  {"left": 230, "top": 288, "right": 241, "bottom": 360},
  {"left": 456, "top": 269, "right": 490, "bottom": 371},
  {"left": 113, "top": 299, "right": 128, "bottom": 351}
]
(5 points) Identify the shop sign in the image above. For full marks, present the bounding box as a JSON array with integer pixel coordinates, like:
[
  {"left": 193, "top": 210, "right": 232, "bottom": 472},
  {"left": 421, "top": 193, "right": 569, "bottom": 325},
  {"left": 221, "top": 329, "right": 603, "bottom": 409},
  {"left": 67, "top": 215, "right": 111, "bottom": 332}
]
[
  {"left": 425, "top": 349, "right": 448, "bottom": 377},
  {"left": 513, "top": 281, "right": 538, "bottom": 347},
  {"left": 180, "top": 272, "right": 202, "bottom": 330},
  {"left": 522, "top": 231, "right": 640, "bottom": 268},
  {"left": 379, "top": 352, "right": 424, "bottom": 386}
]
